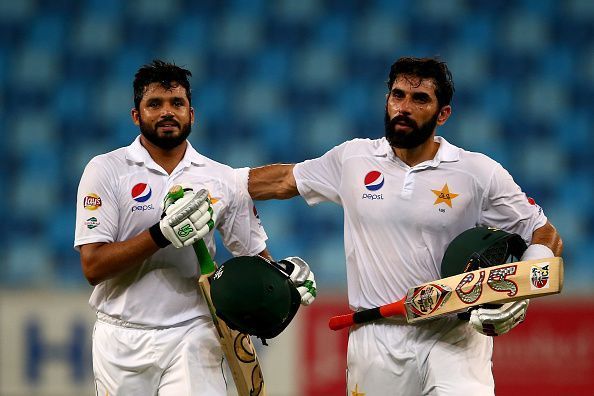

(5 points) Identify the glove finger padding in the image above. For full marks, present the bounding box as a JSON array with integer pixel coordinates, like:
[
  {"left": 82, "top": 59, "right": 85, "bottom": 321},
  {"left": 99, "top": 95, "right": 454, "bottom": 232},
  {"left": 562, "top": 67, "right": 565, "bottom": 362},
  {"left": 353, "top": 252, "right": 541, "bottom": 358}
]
[
  {"left": 278, "top": 256, "right": 317, "bottom": 306},
  {"left": 297, "top": 272, "right": 316, "bottom": 306},
  {"left": 159, "top": 188, "right": 215, "bottom": 248},
  {"left": 189, "top": 205, "right": 215, "bottom": 226},
  {"left": 469, "top": 299, "right": 529, "bottom": 336}
]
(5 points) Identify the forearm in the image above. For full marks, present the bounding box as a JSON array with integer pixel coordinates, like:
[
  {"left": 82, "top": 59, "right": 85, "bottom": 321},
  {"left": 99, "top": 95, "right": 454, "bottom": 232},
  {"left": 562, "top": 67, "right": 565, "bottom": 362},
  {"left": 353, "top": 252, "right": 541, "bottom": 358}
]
[
  {"left": 530, "top": 221, "right": 563, "bottom": 256},
  {"left": 248, "top": 164, "right": 299, "bottom": 200},
  {"left": 80, "top": 230, "right": 160, "bottom": 285}
]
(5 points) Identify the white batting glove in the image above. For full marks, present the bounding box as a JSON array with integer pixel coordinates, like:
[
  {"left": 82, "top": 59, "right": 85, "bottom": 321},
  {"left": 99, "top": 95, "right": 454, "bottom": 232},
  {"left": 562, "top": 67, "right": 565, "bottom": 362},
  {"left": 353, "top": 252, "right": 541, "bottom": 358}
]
[
  {"left": 278, "top": 256, "right": 317, "bottom": 306},
  {"left": 469, "top": 300, "right": 529, "bottom": 336},
  {"left": 469, "top": 243, "right": 555, "bottom": 336},
  {"left": 149, "top": 186, "right": 216, "bottom": 248},
  {"left": 470, "top": 244, "right": 555, "bottom": 336}
]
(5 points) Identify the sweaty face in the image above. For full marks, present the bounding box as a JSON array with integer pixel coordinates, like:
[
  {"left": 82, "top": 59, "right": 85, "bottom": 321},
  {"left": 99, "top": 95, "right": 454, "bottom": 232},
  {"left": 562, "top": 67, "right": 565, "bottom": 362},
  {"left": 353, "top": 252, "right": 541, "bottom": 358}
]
[
  {"left": 384, "top": 75, "right": 442, "bottom": 149},
  {"left": 134, "top": 82, "right": 193, "bottom": 150}
]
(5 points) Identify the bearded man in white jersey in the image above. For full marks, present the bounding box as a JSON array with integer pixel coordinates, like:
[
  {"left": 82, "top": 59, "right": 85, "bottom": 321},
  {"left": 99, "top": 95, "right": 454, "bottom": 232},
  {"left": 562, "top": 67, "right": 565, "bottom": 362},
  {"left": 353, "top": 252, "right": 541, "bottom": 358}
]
[
  {"left": 246, "top": 57, "right": 563, "bottom": 395},
  {"left": 74, "top": 60, "right": 316, "bottom": 395}
]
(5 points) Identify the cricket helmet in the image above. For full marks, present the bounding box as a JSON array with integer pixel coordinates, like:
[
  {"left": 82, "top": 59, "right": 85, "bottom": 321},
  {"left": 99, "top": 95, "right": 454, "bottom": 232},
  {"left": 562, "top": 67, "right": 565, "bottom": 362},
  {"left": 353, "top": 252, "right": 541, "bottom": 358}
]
[
  {"left": 440, "top": 226, "right": 527, "bottom": 278},
  {"left": 210, "top": 256, "right": 301, "bottom": 341}
]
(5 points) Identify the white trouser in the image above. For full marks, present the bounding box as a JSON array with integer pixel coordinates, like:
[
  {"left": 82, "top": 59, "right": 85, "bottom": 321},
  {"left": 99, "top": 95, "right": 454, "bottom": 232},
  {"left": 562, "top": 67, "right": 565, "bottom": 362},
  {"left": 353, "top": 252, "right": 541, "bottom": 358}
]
[
  {"left": 92, "top": 313, "right": 226, "bottom": 396},
  {"left": 346, "top": 318, "right": 494, "bottom": 396}
]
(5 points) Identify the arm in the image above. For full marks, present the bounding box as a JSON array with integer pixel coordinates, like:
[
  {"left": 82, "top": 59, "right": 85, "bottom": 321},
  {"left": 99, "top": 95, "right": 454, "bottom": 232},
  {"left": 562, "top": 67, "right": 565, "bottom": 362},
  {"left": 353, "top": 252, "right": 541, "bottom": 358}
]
[
  {"left": 248, "top": 164, "right": 299, "bottom": 200},
  {"left": 80, "top": 232, "right": 160, "bottom": 286},
  {"left": 80, "top": 187, "right": 215, "bottom": 286},
  {"left": 470, "top": 221, "right": 563, "bottom": 336},
  {"left": 529, "top": 221, "right": 563, "bottom": 257}
]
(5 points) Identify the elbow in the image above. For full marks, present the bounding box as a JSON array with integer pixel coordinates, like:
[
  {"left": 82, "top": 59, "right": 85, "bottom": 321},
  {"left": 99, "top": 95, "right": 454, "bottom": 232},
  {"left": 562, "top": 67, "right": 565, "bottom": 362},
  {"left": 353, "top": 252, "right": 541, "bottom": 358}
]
[
  {"left": 81, "top": 259, "right": 102, "bottom": 286},
  {"left": 533, "top": 222, "right": 563, "bottom": 257},
  {"left": 554, "top": 235, "right": 564, "bottom": 257},
  {"left": 80, "top": 248, "right": 104, "bottom": 286},
  {"left": 86, "top": 276, "right": 101, "bottom": 287},
  {"left": 547, "top": 222, "right": 564, "bottom": 257}
]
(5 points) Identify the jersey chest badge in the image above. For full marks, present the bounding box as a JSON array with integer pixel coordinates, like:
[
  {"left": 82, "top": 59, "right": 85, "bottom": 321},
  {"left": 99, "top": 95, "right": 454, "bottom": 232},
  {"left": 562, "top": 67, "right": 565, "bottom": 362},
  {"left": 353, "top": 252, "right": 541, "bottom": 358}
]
[
  {"left": 130, "top": 183, "right": 155, "bottom": 213},
  {"left": 362, "top": 170, "right": 385, "bottom": 201},
  {"left": 431, "top": 183, "right": 459, "bottom": 208}
]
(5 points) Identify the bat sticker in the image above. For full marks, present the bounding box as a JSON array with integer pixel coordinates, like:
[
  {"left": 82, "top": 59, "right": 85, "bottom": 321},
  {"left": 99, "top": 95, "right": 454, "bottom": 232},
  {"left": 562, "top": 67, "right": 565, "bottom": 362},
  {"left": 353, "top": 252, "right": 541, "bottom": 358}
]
[
  {"left": 487, "top": 265, "right": 518, "bottom": 296},
  {"left": 455, "top": 271, "right": 486, "bottom": 304},
  {"left": 530, "top": 263, "right": 550, "bottom": 290},
  {"left": 405, "top": 283, "right": 451, "bottom": 319}
]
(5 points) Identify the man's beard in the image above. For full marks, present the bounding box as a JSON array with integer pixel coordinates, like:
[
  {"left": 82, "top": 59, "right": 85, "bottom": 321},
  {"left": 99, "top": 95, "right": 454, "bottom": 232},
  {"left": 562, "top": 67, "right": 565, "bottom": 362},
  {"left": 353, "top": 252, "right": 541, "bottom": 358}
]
[
  {"left": 139, "top": 117, "right": 191, "bottom": 150},
  {"left": 384, "top": 110, "right": 439, "bottom": 149}
]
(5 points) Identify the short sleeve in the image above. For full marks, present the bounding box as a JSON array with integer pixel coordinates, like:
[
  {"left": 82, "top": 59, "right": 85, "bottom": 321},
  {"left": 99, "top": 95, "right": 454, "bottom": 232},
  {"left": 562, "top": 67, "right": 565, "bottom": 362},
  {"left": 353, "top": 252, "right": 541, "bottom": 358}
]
[
  {"left": 217, "top": 167, "right": 268, "bottom": 256},
  {"left": 293, "top": 142, "right": 347, "bottom": 206},
  {"left": 74, "top": 159, "right": 119, "bottom": 250},
  {"left": 480, "top": 164, "right": 548, "bottom": 244}
]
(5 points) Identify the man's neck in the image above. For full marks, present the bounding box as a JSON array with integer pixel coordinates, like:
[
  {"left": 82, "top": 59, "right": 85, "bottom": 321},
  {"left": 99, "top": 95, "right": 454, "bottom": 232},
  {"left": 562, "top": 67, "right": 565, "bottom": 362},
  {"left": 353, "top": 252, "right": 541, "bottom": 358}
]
[
  {"left": 139, "top": 135, "right": 187, "bottom": 174},
  {"left": 392, "top": 137, "right": 439, "bottom": 167}
]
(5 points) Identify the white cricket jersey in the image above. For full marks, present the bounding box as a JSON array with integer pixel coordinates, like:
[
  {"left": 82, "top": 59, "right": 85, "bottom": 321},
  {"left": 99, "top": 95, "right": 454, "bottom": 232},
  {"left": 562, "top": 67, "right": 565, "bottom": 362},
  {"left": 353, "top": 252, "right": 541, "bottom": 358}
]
[
  {"left": 294, "top": 136, "right": 547, "bottom": 311},
  {"left": 74, "top": 136, "right": 267, "bottom": 327}
]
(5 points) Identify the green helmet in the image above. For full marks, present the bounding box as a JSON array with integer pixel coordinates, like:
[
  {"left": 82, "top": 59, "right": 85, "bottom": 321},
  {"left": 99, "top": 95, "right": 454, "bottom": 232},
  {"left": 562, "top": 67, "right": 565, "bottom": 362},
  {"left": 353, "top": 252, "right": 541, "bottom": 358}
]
[
  {"left": 440, "top": 226, "right": 527, "bottom": 278},
  {"left": 210, "top": 256, "right": 301, "bottom": 341}
]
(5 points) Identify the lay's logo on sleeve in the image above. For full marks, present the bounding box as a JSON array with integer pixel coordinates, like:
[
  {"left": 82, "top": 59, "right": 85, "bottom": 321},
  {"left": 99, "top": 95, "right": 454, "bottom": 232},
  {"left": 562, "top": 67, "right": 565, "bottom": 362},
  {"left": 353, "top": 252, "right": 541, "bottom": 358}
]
[{"left": 83, "top": 193, "right": 102, "bottom": 210}]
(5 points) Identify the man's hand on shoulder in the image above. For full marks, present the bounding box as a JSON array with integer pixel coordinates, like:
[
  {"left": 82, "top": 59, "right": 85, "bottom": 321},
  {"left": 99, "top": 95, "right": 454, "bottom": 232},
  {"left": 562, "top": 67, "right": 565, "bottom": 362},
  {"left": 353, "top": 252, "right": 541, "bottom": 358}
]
[{"left": 149, "top": 185, "right": 216, "bottom": 248}]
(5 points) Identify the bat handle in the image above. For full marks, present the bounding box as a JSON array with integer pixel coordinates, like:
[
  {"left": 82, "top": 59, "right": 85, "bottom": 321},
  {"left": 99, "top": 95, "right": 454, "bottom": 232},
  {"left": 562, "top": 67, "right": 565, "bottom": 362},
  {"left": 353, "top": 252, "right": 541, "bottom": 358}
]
[
  {"left": 328, "top": 300, "right": 407, "bottom": 331},
  {"left": 194, "top": 240, "right": 216, "bottom": 275},
  {"left": 329, "top": 314, "right": 355, "bottom": 331}
]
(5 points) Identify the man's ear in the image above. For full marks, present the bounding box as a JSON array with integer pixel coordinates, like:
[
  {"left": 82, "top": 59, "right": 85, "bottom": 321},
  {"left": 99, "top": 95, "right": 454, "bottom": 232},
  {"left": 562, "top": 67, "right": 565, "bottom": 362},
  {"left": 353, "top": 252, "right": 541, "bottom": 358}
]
[
  {"left": 131, "top": 108, "right": 140, "bottom": 126},
  {"left": 437, "top": 105, "right": 452, "bottom": 125}
]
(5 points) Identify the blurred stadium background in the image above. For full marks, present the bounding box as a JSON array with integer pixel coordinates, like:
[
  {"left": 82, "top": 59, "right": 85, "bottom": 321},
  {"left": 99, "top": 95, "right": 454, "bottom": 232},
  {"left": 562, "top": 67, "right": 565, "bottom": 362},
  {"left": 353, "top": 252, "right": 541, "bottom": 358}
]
[{"left": 0, "top": 0, "right": 593, "bottom": 395}]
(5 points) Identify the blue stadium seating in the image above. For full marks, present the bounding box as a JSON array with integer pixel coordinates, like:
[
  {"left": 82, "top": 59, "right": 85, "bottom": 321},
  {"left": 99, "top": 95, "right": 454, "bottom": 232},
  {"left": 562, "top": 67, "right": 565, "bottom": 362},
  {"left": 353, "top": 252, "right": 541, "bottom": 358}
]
[{"left": 0, "top": 1, "right": 592, "bottom": 293}]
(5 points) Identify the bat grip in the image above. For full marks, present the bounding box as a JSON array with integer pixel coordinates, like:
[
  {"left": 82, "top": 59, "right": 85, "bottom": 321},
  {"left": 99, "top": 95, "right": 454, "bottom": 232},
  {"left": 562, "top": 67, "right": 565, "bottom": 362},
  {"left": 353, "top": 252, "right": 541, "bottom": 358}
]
[
  {"left": 328, "top": 300, "right": 407, "bottom": 331},
  {"left": 194, "top": 240, "right": 216, "bottom": 275},
  {"left": 328, "top": 307, "right": 387, "bottom": 330}
]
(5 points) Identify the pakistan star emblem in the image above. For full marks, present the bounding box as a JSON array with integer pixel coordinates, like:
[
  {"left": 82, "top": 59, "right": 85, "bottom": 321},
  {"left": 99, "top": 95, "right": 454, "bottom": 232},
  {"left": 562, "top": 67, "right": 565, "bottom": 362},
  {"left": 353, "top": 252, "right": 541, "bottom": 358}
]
[
  {"left": 351, "top": 384, "right": 365, "bottom": 396},
  {"left": 431, "top": 183, "right": 459, "bottom": 208}
]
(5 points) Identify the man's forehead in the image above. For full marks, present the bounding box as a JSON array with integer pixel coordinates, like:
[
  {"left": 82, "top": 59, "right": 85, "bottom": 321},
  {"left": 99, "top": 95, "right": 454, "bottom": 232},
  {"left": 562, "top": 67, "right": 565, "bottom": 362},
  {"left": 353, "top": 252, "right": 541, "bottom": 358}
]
[
  {"left": 392, "top": 75, "right": 437, "bottom": 92},
  {"left": 142, "top": 82, "right": 186, "bottom": 98}
]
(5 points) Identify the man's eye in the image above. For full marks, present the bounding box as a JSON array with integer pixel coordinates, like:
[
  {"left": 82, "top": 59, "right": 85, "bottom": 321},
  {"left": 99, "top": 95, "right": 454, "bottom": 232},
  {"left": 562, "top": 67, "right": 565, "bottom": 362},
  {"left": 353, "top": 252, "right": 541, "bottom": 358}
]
[{"left": 148, "top": 102, "right": 159, "bottom": 108}]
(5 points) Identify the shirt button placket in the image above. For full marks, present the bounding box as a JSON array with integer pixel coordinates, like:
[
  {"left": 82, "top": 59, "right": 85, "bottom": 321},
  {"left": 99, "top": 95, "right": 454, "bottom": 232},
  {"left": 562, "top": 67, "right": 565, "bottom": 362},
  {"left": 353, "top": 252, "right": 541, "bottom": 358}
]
[{"left": 401, "top": 170, "right": 415, "bottom": 199}]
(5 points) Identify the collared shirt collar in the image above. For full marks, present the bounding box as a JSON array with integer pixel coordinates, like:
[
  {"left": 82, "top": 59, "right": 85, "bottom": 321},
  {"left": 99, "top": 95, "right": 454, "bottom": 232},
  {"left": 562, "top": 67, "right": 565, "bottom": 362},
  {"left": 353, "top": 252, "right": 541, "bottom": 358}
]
[
  {"left": 125, "top": 136, "right": 207, "bottom": 172},
  {"left": 374, "top": 136, "right": 460, "bottom": 167}
]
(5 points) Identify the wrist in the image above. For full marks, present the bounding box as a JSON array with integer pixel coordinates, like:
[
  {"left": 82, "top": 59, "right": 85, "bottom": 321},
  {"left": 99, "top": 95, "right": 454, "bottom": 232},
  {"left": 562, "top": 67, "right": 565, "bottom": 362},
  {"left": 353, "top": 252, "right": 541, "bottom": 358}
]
[
  {"left": 149, "top": 223, "right": 171, "bottom": 248},
  {"left": 521, "top": 244, "right": 554, "bottom": 261}
]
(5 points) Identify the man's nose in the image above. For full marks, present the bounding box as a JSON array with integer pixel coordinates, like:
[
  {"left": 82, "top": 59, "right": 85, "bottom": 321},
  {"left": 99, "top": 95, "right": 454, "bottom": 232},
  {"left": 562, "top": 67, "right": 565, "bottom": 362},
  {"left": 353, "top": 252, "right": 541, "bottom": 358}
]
[
  {"left": 395, "top": 97, "right": 413, "bottom": 115},
  {"left": 160, "top": 105, "right": 174, "bottom": 117}
]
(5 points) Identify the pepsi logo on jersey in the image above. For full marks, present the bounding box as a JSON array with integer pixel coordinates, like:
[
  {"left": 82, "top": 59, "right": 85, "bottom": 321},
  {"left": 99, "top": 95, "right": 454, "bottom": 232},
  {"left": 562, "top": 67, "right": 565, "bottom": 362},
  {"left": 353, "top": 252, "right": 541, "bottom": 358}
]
[
  {"left": 131, "top": 183, "right": 155, "bottom": 212},
  {"left": 362, "top": 170, "right": 385, "bottom": 200}
]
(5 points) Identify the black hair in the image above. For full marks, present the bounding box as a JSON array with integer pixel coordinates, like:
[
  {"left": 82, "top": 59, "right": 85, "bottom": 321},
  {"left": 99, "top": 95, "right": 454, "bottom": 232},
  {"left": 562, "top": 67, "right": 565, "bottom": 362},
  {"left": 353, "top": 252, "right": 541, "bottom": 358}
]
[
  {"left": 133, "top": 60, "right": 192, "bottom": 110},
  {"left": 387, "top": 57, "right": 455, "bottom": 107}
]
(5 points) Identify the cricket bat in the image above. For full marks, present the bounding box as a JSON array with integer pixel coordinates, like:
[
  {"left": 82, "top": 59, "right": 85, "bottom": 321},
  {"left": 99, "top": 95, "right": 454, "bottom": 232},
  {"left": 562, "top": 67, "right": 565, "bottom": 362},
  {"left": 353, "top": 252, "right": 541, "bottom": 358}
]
[
  {"left": 194, "top": 240, "right": 266, "bottom": 396},
  {"left": 329, "top": 257, "right": 563, "bottom": 331}
]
